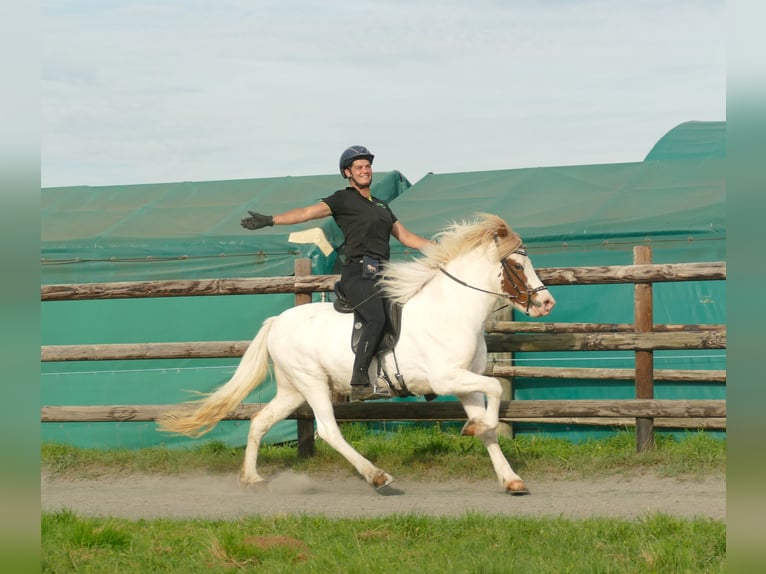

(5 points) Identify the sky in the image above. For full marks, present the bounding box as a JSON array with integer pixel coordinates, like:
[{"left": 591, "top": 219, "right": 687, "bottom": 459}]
[{"left": 41, "top": 0, "right": 726, "bottom": 188}]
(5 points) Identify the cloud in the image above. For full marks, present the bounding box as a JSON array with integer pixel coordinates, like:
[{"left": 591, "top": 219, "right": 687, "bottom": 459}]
[{"left": 42, "top": 0, "right": 725, "bottom": 187}]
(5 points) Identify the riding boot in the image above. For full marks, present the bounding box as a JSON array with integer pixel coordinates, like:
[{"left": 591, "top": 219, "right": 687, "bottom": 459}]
[{"left": 349, "top": 335, "right": 390, "bottom": 402}]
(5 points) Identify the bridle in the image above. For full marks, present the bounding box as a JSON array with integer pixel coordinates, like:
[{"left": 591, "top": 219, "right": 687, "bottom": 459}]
[
  {"left": 437, "top": 240, "right": 548, "bottom": 315},
  {"left": 499, "top": 246, "right": 549, "bottom": 313}
]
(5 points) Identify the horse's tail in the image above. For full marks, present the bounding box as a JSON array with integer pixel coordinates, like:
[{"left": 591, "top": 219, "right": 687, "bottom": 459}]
[{"left": 157, "top": 317, "right": 276, "bottom": 438}]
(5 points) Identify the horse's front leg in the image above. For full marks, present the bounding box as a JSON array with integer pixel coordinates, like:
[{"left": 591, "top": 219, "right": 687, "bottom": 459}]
[
  {"left": 436, "top": 371, "right": 503, "bottom": 436},
  {"left": 457, "top": 390, "right": 529, "bottom": 495}
]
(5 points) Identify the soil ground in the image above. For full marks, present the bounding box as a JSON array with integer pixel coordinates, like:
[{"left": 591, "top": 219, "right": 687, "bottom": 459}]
[{"left": 41, "top": 469, "right": 725, "bottom": 521}]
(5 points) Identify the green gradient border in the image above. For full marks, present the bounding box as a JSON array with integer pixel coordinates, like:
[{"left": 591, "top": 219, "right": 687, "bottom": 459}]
[
  {"left": 1, "top": 3, "right": 40, "bottom": 572},
  {"left": 727, "top": 1, "right": 766, "bottom": 570},
  {"left": 23, "top": 2, "right": 756, "bottom": 572}
]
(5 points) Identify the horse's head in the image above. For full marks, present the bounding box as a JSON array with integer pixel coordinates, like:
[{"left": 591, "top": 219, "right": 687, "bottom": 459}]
[
  {"left": 381, "top": 213, "right": 556, "bottom": 317},
  {"left": 488, "top": 215, "right": 555, "bottom": 318},
  {"left": 498, "top": 244, "right": 555, "bottom": 317}
]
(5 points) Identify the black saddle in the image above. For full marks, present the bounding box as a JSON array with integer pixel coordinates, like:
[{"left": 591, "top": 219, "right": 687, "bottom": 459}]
[
  {"left": 333, "top": 281, "right": 401, "bottom": 354},
  {"left": 332, "top": 281, "right": 356, "bottom": 313}
]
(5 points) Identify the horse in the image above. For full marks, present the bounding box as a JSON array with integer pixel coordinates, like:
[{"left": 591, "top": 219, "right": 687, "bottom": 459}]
[{"left": 158, "top": 213, "right": 556, "bottom": 494}]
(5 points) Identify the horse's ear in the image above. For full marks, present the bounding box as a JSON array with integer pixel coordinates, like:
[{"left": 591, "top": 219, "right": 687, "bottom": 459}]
[{"left": 496, "top": 226, "right": 509, "bottom": 239}]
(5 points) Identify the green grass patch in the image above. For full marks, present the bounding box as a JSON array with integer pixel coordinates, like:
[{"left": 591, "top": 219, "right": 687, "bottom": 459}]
[
  {"left": 42, "top": 426, "right": 725, "bottom": 481},
  {"left": 41, "top": 510, "right": 725, "bottom": 573},
  {"left": 41, "top": 428, "right": 725, "bottom": 572}
]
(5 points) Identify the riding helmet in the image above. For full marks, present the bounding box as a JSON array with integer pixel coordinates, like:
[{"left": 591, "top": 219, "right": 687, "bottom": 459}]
[{"left": 339, "top": 145, "right": 374, "bottom": 177}]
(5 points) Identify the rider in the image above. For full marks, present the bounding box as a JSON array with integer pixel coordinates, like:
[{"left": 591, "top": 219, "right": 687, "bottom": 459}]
[{"left": 240, "top": 145, "right": 432, "bottom": 401}]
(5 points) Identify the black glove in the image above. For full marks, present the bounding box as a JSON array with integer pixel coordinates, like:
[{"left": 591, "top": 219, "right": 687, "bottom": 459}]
[{"left": 240, "top": 211, "right": 274, "bottom": 230}]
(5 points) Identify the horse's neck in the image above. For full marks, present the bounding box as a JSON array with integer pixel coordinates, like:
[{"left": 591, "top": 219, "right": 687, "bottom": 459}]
[{"left": 418, "top": 251, "right": 500, "bottom": 326}]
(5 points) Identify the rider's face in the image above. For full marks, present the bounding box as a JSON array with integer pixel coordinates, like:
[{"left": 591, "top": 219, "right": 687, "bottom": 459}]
[{"left": 346, "top": 159, "right": 372, "bottom": 188}]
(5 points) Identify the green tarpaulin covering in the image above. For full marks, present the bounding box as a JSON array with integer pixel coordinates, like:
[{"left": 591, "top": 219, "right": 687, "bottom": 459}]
[{"left": 41, "top": 121, "right": 725, "bottom": 447}]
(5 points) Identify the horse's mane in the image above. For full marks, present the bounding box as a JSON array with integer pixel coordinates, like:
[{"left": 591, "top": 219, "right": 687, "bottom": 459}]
[{"left": 379, "top": 213, "right": 521, "bottom": 305}]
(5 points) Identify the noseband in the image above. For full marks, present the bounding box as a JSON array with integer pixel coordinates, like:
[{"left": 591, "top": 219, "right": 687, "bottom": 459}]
[{"left": 437, "top": 242, "right": 548, "bottom": 315}]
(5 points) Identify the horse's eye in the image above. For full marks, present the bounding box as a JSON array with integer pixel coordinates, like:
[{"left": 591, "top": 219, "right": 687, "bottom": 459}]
[{"left": 515, "top": 263, "right": 523, "bottom": 270}]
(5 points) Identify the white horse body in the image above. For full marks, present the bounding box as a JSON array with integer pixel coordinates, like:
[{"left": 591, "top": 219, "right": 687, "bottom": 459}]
[
  {"left": 271, "top": 248, "right": 497, "bottom": 399},
  {"left": 159, "top": 214, "right": 555, "bottom": 494}
]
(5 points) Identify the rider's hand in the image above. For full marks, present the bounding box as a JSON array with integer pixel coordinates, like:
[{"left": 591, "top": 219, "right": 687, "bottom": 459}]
[{"left": 240, "top": 211, "right": 274, "bottom": 230}]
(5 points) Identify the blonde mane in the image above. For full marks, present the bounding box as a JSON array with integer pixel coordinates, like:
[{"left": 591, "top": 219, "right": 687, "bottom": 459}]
[{"left": 379, "top": 213, "right": 521, "bottom": 305}]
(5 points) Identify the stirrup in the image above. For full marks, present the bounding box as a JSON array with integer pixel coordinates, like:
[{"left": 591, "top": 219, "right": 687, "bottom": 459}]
[
  {"left": 349, "top": 382, "right": 391, "bottom": 402},
  {"left": 373, "top": 376, "right": 393, "bottom": 397}
]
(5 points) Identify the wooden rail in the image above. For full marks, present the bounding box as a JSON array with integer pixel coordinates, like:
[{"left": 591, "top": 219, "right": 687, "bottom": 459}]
[
  {"left": 41, "top": 257, "right": 727, "bottom": 453},
  {"left": 485, "top": 331, "right": 725, "bottom": 353},
  {"left": 41, "top": 399, "right": 726, "bottom": 424},
  {"left": 40, "top": 326, "right": 727, "bottom": 362},
  {"left": 40, "top": 261, "right": 726, "bottom": 301}
]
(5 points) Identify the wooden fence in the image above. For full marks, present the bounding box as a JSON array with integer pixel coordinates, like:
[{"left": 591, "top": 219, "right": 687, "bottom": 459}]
[{"left": 41, "top": 248, "right": 726, "bottom": 453}]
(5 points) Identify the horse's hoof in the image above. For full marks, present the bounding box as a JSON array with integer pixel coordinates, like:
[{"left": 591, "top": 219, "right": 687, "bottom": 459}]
[
  {"left": 373, "top": 471, "right": 394, "bottom": 490},
  {"left": 461, "top": 420, "right": 477, "bottom": 436},
  {"left": 239, "top": 475, "right": 268, "bottom": 489},
  {"left": 462, "top": 419, "right": 493, "bottom": 437},
  {"left": 506, "top": 480, "right": 530, "bottom": 495}
]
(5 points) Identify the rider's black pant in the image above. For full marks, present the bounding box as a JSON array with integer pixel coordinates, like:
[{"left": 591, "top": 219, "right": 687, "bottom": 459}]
[{"left": 340, "top": 258, "right": 387, "bottom": 385}]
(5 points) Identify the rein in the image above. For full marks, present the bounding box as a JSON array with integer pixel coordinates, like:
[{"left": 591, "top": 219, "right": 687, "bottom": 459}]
[
  {"left": 437, "top": 246, "right": 548, "bottom": 315},
  {"left": 438, "top": 266, "right": 508, "bottom": 298},
  {"left": 343, "top": 291, "right": 381, "bottom": 312}
]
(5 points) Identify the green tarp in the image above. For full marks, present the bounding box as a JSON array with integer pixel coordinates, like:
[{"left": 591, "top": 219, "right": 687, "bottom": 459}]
[
  {"left": 644, "top": 120, "right": 726, "bottom": 162},
  {"left": 382, "top": 123, "right": 725, "bottom": 440},
  {"left": 41, "top": 171, "right": 411, "bottom": 448},
  {"left": 42, "top": 170, "right": 411, "bottom": 281},
  {"left": 41, "top": 121, "right": 726, "bottom": 447},
  {"left": 388, "top": 157, "right": 724, "bottom": 244}
]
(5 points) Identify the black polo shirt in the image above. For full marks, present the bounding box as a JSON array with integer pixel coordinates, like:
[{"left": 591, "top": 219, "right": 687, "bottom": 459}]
[{"left": 321, "top": 187, "right": 398, "bottom": 261}]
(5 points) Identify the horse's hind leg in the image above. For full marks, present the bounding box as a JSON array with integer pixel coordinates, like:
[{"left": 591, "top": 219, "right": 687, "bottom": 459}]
[
  {"left": 303, "top": 390, "right": 393, "bottom": 490},
  {"left": 239, "top": 379, "right": 306, "bottom": 486},
  {"left": 458, "top": 392, "right": 528, "bottom": 495}
]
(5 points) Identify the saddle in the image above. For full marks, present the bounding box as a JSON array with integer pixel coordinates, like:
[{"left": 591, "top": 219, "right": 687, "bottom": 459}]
[
  {"left": 332, "top": 281, "right": 401, "bottom": 354},
  {"left": 332, "top": 281, "right": 436, "bottom": 400}
]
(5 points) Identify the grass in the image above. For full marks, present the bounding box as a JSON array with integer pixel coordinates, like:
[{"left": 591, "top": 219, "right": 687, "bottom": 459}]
[
  {"left": 41, "top": 424, "right": 726, "bottom": 482},
  {"left": 41, "top": 427, "right": 726, "bottom": 573},
  {"left": 41, "top": 510, "right": 725, "bottom": 573}
]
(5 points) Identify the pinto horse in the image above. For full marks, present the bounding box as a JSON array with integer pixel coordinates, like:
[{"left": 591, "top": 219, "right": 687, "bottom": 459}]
[{"left": 158, "top": 213, "right": 555, "bottom": 494}]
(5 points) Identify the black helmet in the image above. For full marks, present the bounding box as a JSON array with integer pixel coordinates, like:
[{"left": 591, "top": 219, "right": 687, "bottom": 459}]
[{"left": 339, "top": 145, "right": 374, "bottom": 177}]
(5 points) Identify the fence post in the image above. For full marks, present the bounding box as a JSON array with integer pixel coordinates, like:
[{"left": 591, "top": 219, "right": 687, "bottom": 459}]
[
  {"left": 634, "top": 246, "right": 655, "bottom": 452},
  {"left": 489, "top": 302, "right": 514, "bottom": 437},
  {"left": 294, "top": 258, "right": 316, "bottom": 458}
]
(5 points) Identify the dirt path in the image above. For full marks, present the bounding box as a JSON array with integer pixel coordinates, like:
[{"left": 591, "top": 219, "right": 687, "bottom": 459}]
[{"left": 41, "top": 470, "right": 725, "bottom": 521}]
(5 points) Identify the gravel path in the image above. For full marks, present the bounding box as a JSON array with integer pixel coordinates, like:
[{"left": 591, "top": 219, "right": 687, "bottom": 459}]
[{"left": 41, "top": 470, "right": 725, "bottom": 521}]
